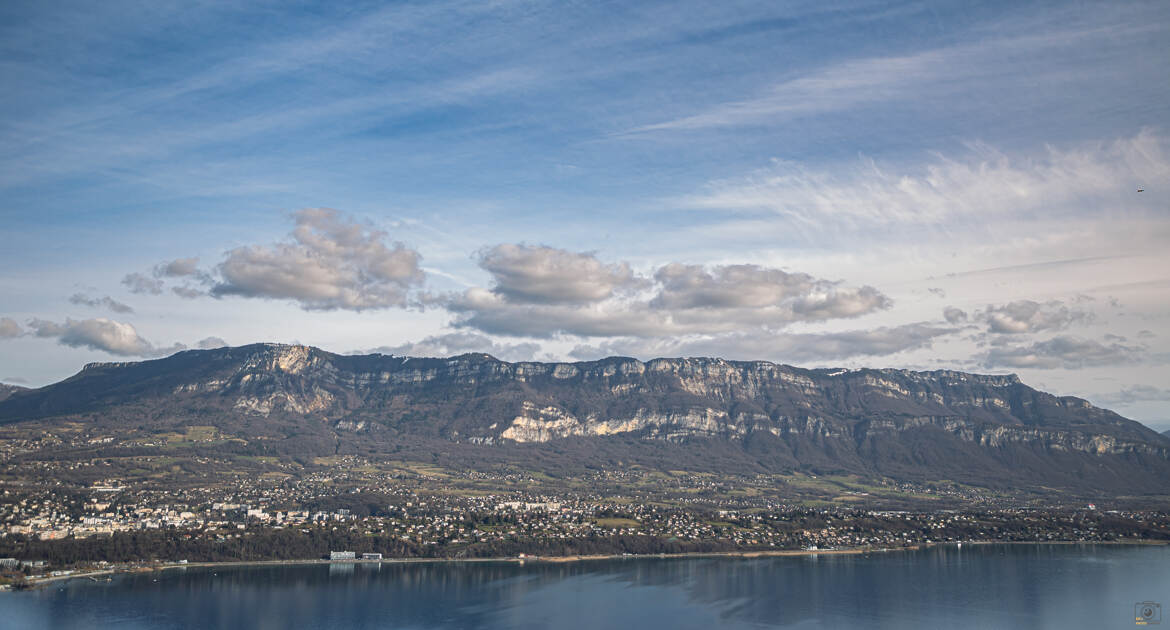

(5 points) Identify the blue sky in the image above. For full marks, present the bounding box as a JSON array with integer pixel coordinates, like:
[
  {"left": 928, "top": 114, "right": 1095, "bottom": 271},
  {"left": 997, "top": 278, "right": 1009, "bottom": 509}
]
[{"left": 1, "top": 0, "right": 1169, "bottom": 430}]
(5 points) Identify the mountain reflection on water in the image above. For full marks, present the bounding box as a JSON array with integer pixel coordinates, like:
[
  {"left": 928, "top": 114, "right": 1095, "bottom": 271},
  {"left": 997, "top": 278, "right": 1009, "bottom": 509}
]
[{"left": 5, "top": 544, "right": 1167, "bottom": 629}]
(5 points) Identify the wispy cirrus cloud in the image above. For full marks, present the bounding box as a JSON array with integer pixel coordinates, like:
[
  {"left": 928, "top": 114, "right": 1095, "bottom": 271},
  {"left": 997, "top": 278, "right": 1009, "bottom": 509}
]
[
  {"left": 0, "top": 1, "right": 545, "bottom": 192},
  {"left": 623, "top": 18, "right": 1166, "bottom": 136},
  {"left": 625, "top": 49, "right": 946, "bottom": 134},
  {"left": 684, "top": 131, "right": 1169, "bottom": 230}
]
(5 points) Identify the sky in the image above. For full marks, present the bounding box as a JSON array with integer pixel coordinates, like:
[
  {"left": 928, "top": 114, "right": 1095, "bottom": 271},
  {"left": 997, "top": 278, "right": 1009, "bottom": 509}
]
[{"left": 1, "top": 0, "right": 1168, "bottom": 432}]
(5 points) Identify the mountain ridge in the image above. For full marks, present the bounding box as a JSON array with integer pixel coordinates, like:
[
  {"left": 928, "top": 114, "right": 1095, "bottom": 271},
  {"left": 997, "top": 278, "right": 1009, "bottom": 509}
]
[
  {"left": 0, "top": 383, "right": 26, "bottom": 402},
  {"left": 1, "top": 343, "right": 1167, "bottom": 493}
]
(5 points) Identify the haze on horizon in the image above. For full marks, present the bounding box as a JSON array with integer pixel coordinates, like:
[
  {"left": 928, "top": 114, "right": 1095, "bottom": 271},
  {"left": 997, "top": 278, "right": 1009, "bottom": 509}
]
[{"left": 0, "top": 1, "right": 1168, "bottom": 432}]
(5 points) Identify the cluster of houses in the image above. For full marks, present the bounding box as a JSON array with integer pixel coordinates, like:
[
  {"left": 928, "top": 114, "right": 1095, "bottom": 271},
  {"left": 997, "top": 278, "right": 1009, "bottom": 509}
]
[{"left": 329, "top": 551, "right": 383, "bottom": 561}]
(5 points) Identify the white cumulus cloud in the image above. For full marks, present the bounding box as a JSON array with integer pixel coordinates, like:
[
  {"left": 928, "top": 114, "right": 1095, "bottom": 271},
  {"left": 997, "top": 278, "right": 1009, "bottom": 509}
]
[
  {"left": 210, "top": 208, "right": 425, "bottom": 310},
  {"left": 449, "top": 246, "right": 892, "bottom": 339},
  {"left": 976, "top": 299, "right": 1091, "bottom": 335},
  {"left": 0, "top": 318, "right": 24, "bottom": 338},
  {"left": 477, "top": 244, "right": 645, "bottom": 305},
  {"left": 26, "top": 317, "right": 185, "bottom": 357}
]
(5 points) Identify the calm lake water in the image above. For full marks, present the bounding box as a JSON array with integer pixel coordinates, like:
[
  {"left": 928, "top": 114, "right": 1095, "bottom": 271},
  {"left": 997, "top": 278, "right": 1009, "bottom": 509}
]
[{"left": 2, "top": 544, "right": 1167, "bottom": 629}]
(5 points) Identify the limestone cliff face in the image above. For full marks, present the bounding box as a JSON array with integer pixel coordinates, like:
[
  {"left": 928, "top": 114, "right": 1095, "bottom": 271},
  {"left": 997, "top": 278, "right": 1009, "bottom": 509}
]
[
  {"left": 498, "top": 402, "right": 738, "bottom": 443},
  {"left": 2, "top": 344, "right": 1168, "bottom": 488}
]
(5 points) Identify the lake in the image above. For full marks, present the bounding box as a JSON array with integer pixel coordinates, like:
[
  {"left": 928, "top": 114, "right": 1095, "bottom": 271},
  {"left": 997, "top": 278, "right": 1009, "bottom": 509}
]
[{"left": 2, "top": 544, "right": 1166, "bottom": 629}]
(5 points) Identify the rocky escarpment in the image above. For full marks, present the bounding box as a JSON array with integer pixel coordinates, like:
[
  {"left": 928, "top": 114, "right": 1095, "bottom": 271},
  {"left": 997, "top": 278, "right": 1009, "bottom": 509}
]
[{"left": 0, "top": 343, "right": 1167, "bottom": 491}]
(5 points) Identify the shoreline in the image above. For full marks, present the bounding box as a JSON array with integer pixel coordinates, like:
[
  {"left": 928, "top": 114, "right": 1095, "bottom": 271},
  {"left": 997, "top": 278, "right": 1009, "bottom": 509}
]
[
  {"left": 21, "top": 549, "right": 871, "bottom": 586},
  {"left": 17, "top": 539, "right": 1168, "bottom": 589}
]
